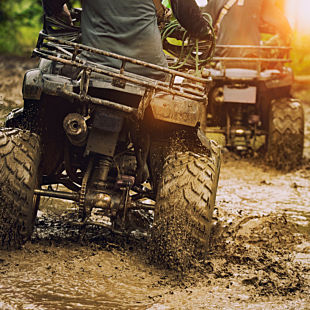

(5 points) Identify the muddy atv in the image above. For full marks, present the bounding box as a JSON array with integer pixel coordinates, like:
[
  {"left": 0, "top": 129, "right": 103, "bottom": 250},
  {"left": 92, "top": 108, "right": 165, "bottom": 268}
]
[
  {"left": 205, "top": 45, "right": 304, "bottom": 170},
  {"left": 0, "top": 19, "right": 220, "bottom": 268}
]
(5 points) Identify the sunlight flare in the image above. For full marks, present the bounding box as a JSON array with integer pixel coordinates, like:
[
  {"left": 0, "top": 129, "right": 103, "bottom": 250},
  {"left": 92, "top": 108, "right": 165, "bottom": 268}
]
[{"left": 286, "top": 0, "right": 310, "bottom": 33}]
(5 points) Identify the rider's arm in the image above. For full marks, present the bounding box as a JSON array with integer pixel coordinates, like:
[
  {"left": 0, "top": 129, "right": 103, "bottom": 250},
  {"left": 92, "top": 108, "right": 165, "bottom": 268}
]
[
  {"left": 170, "top": 0, "right": 211, "bottom": 38},
  {"left": 42, "top": 0, "right": 72, "bottom": 25}
]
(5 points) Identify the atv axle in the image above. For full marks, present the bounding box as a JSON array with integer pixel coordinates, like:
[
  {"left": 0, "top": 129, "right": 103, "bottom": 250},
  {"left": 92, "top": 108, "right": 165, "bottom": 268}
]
[
  {"left": 34, "top": 189, "right": 155, "bottom": 210},
  {"left": 34, "top": 189, "right": 79, "bottom": 201}
]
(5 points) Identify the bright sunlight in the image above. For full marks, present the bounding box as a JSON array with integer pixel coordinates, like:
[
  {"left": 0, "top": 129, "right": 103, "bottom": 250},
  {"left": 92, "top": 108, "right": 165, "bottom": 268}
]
[{"left": 286, "top": 0, "right": 310, "bottom": 33}]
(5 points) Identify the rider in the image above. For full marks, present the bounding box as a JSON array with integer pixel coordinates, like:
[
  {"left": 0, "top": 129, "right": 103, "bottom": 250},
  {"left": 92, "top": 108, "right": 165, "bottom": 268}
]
[
  {"left": 203, "top": 0, "right": 292, "bottom": 67},
  {"left": 42, "top": 0, "right": 211, "bottom": 79}
]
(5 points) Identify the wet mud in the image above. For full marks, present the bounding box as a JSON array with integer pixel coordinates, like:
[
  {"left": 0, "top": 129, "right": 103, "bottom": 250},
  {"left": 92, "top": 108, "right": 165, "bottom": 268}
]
[
  {"left": 0, "top": 56, "right": 310, "bottom": 309},
  {"left": 0, "top": 55, "right": 38, "bottom": 124}
]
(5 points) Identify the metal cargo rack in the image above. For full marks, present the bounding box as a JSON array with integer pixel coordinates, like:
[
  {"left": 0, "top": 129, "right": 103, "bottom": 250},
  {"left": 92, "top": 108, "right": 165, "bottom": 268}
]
[
  {"left": 209, "top": 44, "right": 292, "bottom": 81},
  {"left": 33, "top": 34, "right": 212, "bottom": 118}
]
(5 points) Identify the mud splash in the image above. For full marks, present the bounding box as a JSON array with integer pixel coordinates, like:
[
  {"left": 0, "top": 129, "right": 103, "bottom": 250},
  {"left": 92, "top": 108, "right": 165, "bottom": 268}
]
[{"left": 211, "top": 214, "right": 305, "bottom": 295}]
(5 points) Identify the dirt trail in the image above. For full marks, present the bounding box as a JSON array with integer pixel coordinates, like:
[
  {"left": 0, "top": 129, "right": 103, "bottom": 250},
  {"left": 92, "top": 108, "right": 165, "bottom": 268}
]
[{"left": 0, "top": 56, "right": 310, "bottom": 309}]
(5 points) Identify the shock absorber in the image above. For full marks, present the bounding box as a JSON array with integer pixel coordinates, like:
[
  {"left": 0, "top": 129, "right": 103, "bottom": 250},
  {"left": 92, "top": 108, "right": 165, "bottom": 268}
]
[
  {"left": 231, "top": 104, "right": 251, "bottom": 152},
  {"left": 231, "top": 104, "right": 246, "bottom": 151},
  {"left": 79, "top": 155, "right": 113, "bottom": 217},
  {"left": 233, "top": 104, "right": 243, "bottom": 128},
  {"left": 92, "top": 155, "right": 113, "bottom": 188}
]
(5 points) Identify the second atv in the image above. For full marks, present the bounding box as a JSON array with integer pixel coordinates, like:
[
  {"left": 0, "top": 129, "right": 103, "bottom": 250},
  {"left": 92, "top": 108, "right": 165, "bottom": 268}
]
[{"left": 205, "top": 44, "right": 304, "bottom": 170}]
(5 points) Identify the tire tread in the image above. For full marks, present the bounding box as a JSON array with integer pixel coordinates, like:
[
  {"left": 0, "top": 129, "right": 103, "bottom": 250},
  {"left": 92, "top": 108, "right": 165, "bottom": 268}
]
[{"left": 0, "top": 128, "right": 40, "bottom": 248}]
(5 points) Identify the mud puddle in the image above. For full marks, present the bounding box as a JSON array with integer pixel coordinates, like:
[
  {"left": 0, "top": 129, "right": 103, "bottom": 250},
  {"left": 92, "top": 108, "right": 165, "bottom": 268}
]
[
  {"left": 217, "top": 157, "right": 310, "bottom": 231},
  {"left": 0, "top": 243, "right": 169, "bottom": 310},
  {"left": 1, "top": 157, "right": 310, "bottom": 309}
]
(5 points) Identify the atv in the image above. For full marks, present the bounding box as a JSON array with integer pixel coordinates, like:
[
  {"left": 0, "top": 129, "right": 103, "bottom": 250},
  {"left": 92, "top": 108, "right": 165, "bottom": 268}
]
[
  {"left": 0, "top": 12, "right": 220, "bottom": 268},
  {"left": 205, "top": 44, "right": 304, "bottom": 170}
]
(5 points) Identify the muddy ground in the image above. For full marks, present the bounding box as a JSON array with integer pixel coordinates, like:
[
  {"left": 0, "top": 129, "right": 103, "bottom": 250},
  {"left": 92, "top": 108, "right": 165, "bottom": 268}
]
[{"left": 0, "top": 56, "right": 310, "bottom": 309}]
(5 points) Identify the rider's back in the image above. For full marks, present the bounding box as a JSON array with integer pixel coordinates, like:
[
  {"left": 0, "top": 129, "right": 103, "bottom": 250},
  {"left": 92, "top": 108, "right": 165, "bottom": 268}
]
[
  {"left": 204, "top": 0, "right": 291, "bottom": 69},
  {"left": 81, "top": 0, "right": 167, "bottom": 79},
  {"left": 204, "top": 0, "right": 263, "bottom": 59}
]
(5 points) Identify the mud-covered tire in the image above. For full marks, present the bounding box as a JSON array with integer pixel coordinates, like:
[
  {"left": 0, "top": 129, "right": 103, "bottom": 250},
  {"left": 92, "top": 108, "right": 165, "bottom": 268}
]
[
  {"left": 266, "top": 98, "right": 304, "bottom": 170},
  {"left": 0, "top": 128, "right": 41, "bottom": 248},
  {"left": 152, "top": 141, "right": 221, "bottom": 270}
]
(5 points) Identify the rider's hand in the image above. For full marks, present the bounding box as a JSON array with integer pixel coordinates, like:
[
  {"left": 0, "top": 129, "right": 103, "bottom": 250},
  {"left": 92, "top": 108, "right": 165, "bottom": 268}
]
[
  {"left": 190, "top": 26, "right": 212, "bottom": 41},
  {"left": 57, "top": 4, "right": 73, "bottom": 26}
]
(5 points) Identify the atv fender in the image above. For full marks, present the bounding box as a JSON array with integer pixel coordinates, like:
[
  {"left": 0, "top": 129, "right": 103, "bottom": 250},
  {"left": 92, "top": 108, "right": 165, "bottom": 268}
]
[
  {"left": 23, "top": 69, "right": 43, "bottom": 100},
  {"left": 150, "top": 93, "right": 204, "bottom": 127}
]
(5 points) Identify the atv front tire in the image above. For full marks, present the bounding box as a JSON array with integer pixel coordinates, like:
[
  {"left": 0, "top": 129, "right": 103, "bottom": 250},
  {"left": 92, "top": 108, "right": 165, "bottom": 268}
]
[
  {"left": 0, "top": 128, "right": 41, "bottom": 248},
  {"left": 152, "top": 143, "right": 221, "bottom": 270},
  {"left": 266, "top": 98, "right": 304, "bottom": 170}
]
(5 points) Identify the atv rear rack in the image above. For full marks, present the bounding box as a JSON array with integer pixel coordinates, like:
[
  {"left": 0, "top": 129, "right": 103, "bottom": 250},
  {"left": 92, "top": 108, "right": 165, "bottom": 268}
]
[
  {"left": 33, "top": 34, "right": 211, "bottom": 110},
  {"left": 210, "top": 44, "right": 291, "bottom": 78}
]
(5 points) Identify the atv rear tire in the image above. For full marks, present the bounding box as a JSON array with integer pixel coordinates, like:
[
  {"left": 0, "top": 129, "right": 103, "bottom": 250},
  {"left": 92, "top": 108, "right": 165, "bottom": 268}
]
[
  {"left": 266, "top": 98, "right": 304, "bottom": 170},
  {"left": 152, "top": 142, "right": 221, "bottom": 270},
  {"left": 0, "top": 128, "right": 41, "bottom": 248}
]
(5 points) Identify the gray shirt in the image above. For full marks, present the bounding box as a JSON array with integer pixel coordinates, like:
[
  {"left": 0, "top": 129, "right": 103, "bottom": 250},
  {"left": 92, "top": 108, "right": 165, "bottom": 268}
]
[
  {"left": 81, "top": 0, "right": 167, "bottom": 79},
  {"left": 42, "top": 0, "right": 210, "bottom": 78}
]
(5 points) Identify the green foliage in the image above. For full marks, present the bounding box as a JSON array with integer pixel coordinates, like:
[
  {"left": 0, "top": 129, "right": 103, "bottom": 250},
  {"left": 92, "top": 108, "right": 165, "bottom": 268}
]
[
  {"left": 0, "top": 0, "right": 42, "bottom": 54},
  {"left": 0, "top": 0, "right": 81, "bottom": 55},
  {"left": 290, "top": 34, "right": 310, "bottom": 76}
]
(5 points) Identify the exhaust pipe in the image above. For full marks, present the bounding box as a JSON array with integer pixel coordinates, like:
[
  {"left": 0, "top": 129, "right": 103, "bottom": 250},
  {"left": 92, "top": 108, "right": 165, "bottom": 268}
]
[{"left": 63, "top": 113, "right": 88, "bottom": 146}]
